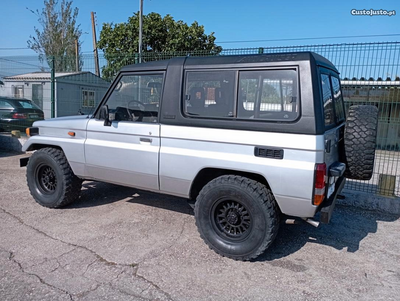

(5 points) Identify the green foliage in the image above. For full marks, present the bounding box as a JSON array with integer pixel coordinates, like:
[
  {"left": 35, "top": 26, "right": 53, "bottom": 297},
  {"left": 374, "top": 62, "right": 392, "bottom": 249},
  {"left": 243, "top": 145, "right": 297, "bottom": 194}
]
[
  {"left": 27, "top": 0, "right": 82, "bottom": 72},
  {"left": 98, "top": 12, "right": 222, "bottom": 80}
]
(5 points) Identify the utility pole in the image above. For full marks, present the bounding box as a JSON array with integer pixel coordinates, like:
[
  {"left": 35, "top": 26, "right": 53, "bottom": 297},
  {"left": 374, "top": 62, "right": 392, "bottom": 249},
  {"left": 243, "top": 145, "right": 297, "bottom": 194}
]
[
  {"left": 138, "top": 0, "right": 143, "bottom": 63},
  {"left": 91, "top": 12, "right": 100, "bottom": 76},
  {"left": 50, "top": 57, "right": 55, "bottom": 118},
  {"left": 75, "top": 39, "right": 79, "bottom": 72}
]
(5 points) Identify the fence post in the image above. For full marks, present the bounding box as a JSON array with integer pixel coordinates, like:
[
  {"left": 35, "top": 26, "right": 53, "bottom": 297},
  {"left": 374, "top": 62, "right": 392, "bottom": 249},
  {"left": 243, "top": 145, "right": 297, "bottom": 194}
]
[{"left": 50, "top": 56, "right": 55, "bottom": 118}]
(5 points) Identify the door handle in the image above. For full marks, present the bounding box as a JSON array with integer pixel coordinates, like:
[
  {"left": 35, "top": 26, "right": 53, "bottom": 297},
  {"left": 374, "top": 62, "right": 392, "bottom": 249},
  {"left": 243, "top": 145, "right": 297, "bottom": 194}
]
[{"left": 140, "top": 137, "right": 152, "bottom": 143}]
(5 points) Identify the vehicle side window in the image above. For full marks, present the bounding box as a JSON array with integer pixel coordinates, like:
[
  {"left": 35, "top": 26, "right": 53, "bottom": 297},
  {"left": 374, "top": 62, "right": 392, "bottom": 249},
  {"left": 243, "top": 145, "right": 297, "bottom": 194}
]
[
  {"left": 184, "top": 71, "right": 235, "bottom": 118},
  {"left": 238, "top": 69, "right": 298, "bottom": 121},
  {"left": 321, "top": 74, "right": 335, "bottom": 127},
  {"left": 104, "top": 74, "right": 163, "bottom": 123},
  {"left": 331, "top": 76, "right": 345, "bottom": 122}
]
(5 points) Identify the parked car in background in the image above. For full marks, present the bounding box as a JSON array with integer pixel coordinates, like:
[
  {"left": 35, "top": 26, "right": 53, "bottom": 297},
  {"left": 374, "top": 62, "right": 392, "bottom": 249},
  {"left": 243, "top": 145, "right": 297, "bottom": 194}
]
[{"left": 0, "top": 97, "right": 44, "bottom": 132}]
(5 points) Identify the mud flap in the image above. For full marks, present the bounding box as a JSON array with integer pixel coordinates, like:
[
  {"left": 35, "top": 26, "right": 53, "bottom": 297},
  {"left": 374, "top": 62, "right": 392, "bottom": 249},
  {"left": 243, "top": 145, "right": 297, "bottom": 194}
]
[
  {"left": 20, "top": 157, "right": 29, "bottom": 167},
  {"left": 320, "top": 176, "right": 346, "bottom": 224}
]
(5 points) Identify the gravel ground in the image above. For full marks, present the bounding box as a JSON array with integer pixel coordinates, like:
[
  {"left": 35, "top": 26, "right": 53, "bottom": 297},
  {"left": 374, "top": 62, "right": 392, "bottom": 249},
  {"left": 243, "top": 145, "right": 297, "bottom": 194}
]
[{"left": 0, "top": 150, "right": 399, "bottom": 301}]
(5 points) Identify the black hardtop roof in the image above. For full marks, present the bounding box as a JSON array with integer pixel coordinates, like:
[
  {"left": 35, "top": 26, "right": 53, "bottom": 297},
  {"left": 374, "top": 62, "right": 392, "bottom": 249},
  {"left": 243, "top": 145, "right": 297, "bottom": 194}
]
[
  {"left": 121, "top": 59, "right": 170, "bottom": 72},
  {"left": 120, "top": 51, "right": 338, "bottom": 73}
]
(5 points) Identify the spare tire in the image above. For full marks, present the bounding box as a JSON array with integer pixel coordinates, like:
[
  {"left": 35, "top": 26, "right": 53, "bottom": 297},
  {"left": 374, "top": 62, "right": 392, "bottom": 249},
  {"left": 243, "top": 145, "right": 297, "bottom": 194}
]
[{"left": 343, "top": 105, "right": 378, "bottom": 180}]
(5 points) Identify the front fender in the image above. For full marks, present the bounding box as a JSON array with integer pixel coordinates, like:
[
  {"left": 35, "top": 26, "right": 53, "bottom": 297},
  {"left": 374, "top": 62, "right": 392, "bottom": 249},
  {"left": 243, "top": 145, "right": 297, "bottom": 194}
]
[{"left": 22, "top": 136, "right": 86, "bottom": 177}]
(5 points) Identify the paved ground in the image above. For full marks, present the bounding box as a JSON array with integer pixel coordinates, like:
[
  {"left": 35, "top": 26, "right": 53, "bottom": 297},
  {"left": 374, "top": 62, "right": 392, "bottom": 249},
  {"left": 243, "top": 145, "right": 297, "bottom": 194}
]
[{"left": 0, "top": 150, "right": 399, "bottom": 301}]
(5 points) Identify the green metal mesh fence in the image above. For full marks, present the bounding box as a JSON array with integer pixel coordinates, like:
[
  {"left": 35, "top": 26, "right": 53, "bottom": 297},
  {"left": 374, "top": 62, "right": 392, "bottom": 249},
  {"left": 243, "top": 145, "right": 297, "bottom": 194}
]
[{"left": 1, "top": 42, "right": 399, "bottom": 196}]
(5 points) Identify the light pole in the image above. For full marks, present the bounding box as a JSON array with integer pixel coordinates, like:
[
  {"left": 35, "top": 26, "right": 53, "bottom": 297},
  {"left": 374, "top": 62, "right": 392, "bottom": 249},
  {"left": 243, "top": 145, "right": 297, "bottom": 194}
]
[{"left": 138, "top": 0, "right": 143, "bottom": 63}]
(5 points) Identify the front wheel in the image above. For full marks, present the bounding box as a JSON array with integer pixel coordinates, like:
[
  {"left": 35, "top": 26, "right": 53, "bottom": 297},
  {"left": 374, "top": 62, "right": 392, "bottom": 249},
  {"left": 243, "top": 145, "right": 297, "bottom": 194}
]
[
  {"left": 194, "top": 175, "right": 279, "bottom": 261},
  {"left": 26, "top": 148, "right": 82, "bottom": 208}
]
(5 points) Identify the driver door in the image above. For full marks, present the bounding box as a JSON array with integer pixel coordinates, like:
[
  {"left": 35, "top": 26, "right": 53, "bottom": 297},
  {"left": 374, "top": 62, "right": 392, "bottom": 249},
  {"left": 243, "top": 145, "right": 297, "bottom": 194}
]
[{"left": 84, "top": 72, "right": 163, "bottom": 191}]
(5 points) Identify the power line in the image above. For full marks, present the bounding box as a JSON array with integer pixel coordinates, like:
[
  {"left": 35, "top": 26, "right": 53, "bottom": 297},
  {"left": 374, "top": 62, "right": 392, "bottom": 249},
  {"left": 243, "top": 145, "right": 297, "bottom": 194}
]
[
  {"left": 3, "top": 34, "right": 400, "bottom": 51},
  {"left": 0, "top": 47, "right": 31, "bottom": 50},
  {"left": 0, "top": 57, "right": 47, "bottom": 69},
  {"left": 4, "top": 33, "right": 400, "bottom": 50},
  {"left": 217, "top": 33, "right": 400, "bottom": 44}
]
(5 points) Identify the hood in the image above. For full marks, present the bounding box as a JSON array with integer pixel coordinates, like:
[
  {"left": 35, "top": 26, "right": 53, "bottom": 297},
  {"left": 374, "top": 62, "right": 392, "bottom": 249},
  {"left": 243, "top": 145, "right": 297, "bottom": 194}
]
[{"left": 33, "top": 115, "right": 91, "bottom": 131}]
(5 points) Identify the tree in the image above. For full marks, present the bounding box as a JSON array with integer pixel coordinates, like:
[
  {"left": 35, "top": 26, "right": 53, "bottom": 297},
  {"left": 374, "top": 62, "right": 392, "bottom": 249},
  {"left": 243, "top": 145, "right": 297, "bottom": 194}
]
[
  {"left": 27, "top": 0, "right": 82, "bottom": 72},
  {"left": 98, "top": 12, "right": 222, "bottom": 80}
]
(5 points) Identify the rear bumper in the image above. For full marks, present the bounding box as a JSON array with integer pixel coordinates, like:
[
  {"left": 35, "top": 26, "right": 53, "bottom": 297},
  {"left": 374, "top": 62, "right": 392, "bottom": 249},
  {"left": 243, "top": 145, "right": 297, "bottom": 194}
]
[
  {"left": 0, "top": 119, "right": 34, "bottom": 132},
  {"left": 319, "top": 176, "right": 346, "bottom": 224},
  {"left": 0, "top": 119, "right": 40, "bottom": 131}
]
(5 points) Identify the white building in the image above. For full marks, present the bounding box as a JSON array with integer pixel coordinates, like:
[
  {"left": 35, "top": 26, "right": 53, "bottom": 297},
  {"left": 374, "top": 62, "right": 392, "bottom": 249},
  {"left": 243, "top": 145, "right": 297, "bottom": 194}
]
[{"left": 0, "top": 72, "right": 110, "bottom": 118}]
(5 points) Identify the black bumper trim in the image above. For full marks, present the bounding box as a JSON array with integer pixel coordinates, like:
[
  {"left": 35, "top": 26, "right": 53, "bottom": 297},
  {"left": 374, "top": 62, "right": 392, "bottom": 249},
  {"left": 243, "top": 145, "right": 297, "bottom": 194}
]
[
  {"left": 20, "top": 157, "right": 29, "bottom": 167},
  {"left": 320, "top": 176, "right": 346, "bottom": 224}
]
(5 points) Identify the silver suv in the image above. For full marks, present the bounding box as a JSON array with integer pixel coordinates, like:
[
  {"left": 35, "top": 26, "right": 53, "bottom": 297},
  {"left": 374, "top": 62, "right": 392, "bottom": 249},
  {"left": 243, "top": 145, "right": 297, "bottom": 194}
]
[{"left": 20, "top": 53, "right": 378, "bottom": 260}]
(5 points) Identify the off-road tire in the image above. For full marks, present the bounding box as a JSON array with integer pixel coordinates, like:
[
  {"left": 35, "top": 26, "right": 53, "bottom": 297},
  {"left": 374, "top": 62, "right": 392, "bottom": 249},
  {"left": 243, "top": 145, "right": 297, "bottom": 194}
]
[
  {"left": 26, "top": 148, "right": 82, "bottom": 208},
  {"left": 194, "top": 175, "right": 279, "bottom": 261},
  {"left": 343, "top": 105, "right": 378, "bottom": 180}
]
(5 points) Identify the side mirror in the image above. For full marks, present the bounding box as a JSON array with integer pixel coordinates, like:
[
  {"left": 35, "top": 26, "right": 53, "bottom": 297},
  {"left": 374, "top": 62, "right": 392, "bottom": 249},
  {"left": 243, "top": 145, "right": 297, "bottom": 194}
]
[{"left": 99, "top": 105, "right": 113, "bottom": 126}]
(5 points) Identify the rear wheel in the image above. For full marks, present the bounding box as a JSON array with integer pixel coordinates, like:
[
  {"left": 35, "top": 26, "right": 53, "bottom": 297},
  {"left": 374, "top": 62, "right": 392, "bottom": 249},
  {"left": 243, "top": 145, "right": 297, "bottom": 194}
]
[
  {"left": 343, "top": 105, "right": 378, "bottom": 180},
  {"left": 194, "top": 175, "right": 279, "bottom": 261},
  {"left": 26, "top": 148, "right": 82, "bottom": 208}
]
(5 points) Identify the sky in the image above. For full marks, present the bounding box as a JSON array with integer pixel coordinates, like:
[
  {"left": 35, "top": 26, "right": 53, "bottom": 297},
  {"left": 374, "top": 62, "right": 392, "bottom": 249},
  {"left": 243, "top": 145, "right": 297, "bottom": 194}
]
[{"left": 0, "top": 0, "right": 398, "bottom": 57}]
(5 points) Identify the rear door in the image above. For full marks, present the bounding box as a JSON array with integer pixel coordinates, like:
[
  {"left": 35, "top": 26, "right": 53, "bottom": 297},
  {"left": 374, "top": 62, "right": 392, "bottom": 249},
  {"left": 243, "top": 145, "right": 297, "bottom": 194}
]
[
  {"left": 320, "top": 69, "right": 346, "bottom": 197},
  {"left": 84, "top": 72, "right": 163, "bottom": 191}
]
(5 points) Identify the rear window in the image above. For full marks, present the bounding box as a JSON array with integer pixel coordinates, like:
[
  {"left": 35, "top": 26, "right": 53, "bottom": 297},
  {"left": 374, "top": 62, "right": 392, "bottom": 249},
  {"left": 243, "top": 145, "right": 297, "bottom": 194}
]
[
  {"left": 331, "top": 77, "right": 345, "bottom": 122},
  {"left": 18, "top": 101, "right": 41, "bottom": 109},
  {"left": 321, "top": 74, "right": 335, "bottom": 126},
  {"left": 320, "top": 73, "right": 345, "bottom": 127}
]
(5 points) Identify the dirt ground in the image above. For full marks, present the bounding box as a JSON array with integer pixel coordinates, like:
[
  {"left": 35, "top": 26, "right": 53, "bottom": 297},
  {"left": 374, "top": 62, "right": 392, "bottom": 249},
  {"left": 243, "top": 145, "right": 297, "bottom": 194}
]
[{"left": 1, "top": 150, "right": 399, "bottom": 301}]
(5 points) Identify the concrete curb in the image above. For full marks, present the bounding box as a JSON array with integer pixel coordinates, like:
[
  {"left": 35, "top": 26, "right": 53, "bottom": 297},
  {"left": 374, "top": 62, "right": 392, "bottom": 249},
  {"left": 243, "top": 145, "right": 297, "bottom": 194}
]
[
  {"left": 0, "top": 134, "right": 27, "bottom": 153},
  {"left": 339, "top": 188, "right": 400, "bottom": 215}
]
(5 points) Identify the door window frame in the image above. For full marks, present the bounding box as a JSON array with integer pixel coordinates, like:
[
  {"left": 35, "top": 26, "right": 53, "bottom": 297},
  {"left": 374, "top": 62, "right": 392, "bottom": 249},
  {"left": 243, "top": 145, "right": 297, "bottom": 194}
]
[{"left": 94, "top": 71, "right": 165, "bottom": 123}]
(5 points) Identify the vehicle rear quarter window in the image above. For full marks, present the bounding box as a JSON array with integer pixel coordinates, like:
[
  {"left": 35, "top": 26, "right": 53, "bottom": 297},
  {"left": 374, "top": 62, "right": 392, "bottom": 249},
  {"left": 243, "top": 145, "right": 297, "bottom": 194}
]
[
  {"left": 184, "top": 71, "right": 235, "bottom": 118},
  {"left": 238, "top": 69, "right": 299, "bottom": 121},
  {"left": 321, "top": 74, "right": 335, "bottom": 127}
]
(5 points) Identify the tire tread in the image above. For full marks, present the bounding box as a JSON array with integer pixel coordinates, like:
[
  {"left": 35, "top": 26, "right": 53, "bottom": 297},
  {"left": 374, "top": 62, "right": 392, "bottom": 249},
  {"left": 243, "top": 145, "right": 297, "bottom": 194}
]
[
  {"left": 27, "top": 147, "right": 82, "bottom": 208},
  {"left": 194, "top": 175, "right": 279, "bottom": 261},
  {"left": 344, "top": 105, "right": 378, "bottom": 180}
]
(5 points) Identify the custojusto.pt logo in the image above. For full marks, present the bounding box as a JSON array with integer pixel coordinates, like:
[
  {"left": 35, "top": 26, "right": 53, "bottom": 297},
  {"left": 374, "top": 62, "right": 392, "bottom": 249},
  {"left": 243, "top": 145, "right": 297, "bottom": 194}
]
[{"left": 351, "top": 9, "right": 396, "bottom": 16}]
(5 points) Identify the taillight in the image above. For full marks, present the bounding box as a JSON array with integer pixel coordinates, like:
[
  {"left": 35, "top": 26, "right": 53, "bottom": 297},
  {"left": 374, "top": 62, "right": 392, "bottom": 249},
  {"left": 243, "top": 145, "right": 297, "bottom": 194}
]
[
  {"left": 12, "top": 113, "right": 27, "bottom": 119},
  {"left": 313, "top": 163, "right": 327, "bottom": 206}
]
